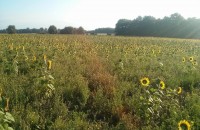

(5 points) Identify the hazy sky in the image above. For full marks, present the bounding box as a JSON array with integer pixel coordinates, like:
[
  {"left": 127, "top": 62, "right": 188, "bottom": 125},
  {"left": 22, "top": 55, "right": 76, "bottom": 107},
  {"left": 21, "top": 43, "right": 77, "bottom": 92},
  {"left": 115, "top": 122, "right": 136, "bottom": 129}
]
[{"left": 0, "top": 0, "right": 200, "bottom": 30}]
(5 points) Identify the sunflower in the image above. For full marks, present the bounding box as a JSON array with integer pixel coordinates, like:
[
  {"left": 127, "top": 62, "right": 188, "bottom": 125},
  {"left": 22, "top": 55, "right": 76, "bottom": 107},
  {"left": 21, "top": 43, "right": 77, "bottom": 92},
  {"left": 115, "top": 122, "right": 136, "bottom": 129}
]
[
  {"left": 140, "top": 77, "right": 150, "bottom": 87},
  {"left": 178, "top": 120, "right": 191, "bottom": 130},
  {"left": 177, "top": 87, "right": 182, "bottom": 94},
  {"left": 159, "top": 81, "right": 165, "bottom": 90},
  {"left": 47, "top": 60, "right": 52, "bottom": 70},
  {"left": 189, "top": 57, "right": 194, "bottom": 62},
  {"left": 192, "top": 61, "right": 198, "bottom": 66},
  {"left": 182, "top": 57, "right": 186, "bottom": 62},
  {"left": 44, "top": 54, "right": 47, "bottom": 61}
]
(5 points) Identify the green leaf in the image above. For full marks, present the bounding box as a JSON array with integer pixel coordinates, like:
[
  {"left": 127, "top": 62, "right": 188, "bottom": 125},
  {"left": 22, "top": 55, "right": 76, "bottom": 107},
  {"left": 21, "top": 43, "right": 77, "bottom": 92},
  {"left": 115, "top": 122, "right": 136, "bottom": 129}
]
[
  {"left": 0, "top": 125, "right": 4, "bottom": 130},
  {"left": 5, "top": 112, "right": 15, "bottom": 122},
  {"left": 48, "top": 75, "right": 54, "bottom": 79},
  {"left": 150, "top": 88, "right": 156, "bottom": 93},
  {"left": 0, "top": 110, "right": 4, "bottom": 116},
  {"left": 47, "top": 84, "right": 55, "bottom": 90},
  {"left": 140, "top": 96, "right": 144, "bottom": 100},
  {"left": 7, "top": 127, "right": 14, "bottom": 130}
]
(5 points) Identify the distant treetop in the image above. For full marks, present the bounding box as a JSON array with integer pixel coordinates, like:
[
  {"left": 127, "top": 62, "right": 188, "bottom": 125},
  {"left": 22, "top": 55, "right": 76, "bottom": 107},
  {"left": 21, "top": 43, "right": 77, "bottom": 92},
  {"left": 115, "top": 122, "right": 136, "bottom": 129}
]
[
  {"left": 6, "top": 25, "right": 16, "bottom": 34},
  {"left": 115, "top": 13, "right": 200, "bottom": 39}
]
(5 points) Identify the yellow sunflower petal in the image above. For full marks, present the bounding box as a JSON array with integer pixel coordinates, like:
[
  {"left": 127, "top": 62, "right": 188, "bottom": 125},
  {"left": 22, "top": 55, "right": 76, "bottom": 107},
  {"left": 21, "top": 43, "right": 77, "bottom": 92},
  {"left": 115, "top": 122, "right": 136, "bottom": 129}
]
[
  {"left": 177, "top": 87, "right": 182, "bottom": 94},
  {"left": 140, "top": 77, "right": 150, "bottom": 87},
  {"left": 178, "top": 120, "right": 191, "bottom": 130},
  {"left": 189, "top": 57, "right": 194, "bottom": 62},
  {"left": 159, "top": 81, "right": 165, "bottom": 90}
]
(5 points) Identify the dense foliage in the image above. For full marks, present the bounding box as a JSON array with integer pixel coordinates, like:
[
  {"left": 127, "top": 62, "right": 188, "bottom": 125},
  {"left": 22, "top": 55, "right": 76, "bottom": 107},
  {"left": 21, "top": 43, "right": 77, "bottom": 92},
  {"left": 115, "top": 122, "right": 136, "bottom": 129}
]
[
  {"left": 0, "top": 26, "right": 85, "bottom": 35},
  {"left": 48, "top": 25, "right": 58, "bottom": 34},
  {"left": 6, "top": 25, "right": 16, "bottom": 34},
  {"left": 60, "top": 26, "right": 85, "bottom": 34},
  {"left": 115, "top": 13, "right": 200, "bottom": 39},
  {"left": 88, "top": 28, "right": 115, "bottom": 34},
  {"left": 0, "top": 34, "right": 199, "bottom": 129}
]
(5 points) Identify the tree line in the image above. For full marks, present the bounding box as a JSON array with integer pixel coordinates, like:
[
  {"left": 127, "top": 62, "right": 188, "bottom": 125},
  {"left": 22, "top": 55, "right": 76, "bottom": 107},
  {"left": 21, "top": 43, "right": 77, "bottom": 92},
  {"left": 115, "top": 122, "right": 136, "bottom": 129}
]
[
  {"left": 115, "top": 13, "right": 200, "bottom": 39},
  {"left": 88, "top": 28, "right": 115, "bottom": 34},
  {"left": 0, "top": 25, "right": 85, "bottom": 34}
]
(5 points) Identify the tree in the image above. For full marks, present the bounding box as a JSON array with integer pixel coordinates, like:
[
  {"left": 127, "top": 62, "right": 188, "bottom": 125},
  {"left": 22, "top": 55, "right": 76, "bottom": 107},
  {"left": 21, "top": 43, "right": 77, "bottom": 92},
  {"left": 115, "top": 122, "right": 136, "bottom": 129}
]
[
  {"left": 88, "top": 28, "right": 114, "bottom": 34},
  {"left": 6, "top": 25, "right": 16, "bottom": 34},
  {"left": 115, "top": 13, "right": 200, "bottom": 39},
  {"left": 115, "top": 19, "right": 132, "bottom": 35},
  {"left": 60, "top": 26, "right": 74, "bottom": 34},
  {"left": 48, "top": 25, "right": 57, "bottom": 34},
  {"left": 76, "top": 27, "right": 85, "bottom": 34},
  {"left": 39, "top": 27, "right": 46, "bottom": 34}
]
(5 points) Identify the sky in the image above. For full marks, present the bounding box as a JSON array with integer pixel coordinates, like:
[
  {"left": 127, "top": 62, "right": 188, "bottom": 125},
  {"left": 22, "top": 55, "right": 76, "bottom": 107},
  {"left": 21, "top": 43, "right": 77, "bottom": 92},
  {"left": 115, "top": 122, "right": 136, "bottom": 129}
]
[{"left": 0, "top": 0, "right": 200, "bottom": 30}]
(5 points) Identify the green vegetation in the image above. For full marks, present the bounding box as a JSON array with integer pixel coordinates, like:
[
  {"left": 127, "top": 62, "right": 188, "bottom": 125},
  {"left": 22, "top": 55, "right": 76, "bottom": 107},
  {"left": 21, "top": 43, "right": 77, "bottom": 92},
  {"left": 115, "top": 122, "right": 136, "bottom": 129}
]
[
  {"left": 6, "top": 25, "right": 16, "bottom": 34},
  {"left": 48, "top": 25, "right": 58, "bottom": 34},
  {"left": 116, "top": 13, "right": 200, "bottom": 39},
  {"left": 0, "top": 34, "right": 199, "bottom": 129}
]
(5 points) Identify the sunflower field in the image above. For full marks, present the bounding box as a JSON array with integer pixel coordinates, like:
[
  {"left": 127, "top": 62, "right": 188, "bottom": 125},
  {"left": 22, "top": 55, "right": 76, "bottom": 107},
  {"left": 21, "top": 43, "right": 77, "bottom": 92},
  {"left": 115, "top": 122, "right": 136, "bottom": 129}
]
[{"left": 0, "top": 34, "right": 200, "bottom": 129}]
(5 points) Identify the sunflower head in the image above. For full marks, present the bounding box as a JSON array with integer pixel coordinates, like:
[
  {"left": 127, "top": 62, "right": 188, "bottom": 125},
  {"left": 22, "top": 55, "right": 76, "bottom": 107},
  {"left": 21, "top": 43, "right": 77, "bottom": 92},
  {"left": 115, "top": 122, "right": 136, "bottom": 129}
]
[
  {"left": 159, "top": 81, "right": 165, "bottom": 90},
  {"left": 189, "top": 57, "right": 194, "bottom": 62},
  {"left": 177, "top": 87, "right": 182, "bottom": 94},
  {"left": 140, "top": 77, "right": 150, "bottom": 87},
  {"left": 48, "top": 60, "right": 52, "bottom": 70},
  {"left": 182, "top": 57, "right": 186, "bottom": 62},
  {"left": 192, "top": 61, "right": 198, "bottom": 66},
  {"left": 178, "top": 120, "right": 191, "bottom": 130}
]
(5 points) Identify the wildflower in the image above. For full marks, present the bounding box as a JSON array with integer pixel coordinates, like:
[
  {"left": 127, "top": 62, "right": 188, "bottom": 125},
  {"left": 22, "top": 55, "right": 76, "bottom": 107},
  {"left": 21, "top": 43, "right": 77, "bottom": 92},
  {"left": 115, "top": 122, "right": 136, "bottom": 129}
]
[
  {"left": 159, "top": 81, "right": 165, "bottom": 90},
  {"left": 48, "top": 60, "right": 52, "bottom": 70},
  {"left": 177, "top": 87, "right": 182, "bottom": 94},
  {"left": 140, "top": 77, "right": 150, "bottom": 87},
  {"left": 182, "top": 57, "right": 186, "bottom": 62},
  {"left": 178, "top": 120, "right": 191, "bottom": 130}
]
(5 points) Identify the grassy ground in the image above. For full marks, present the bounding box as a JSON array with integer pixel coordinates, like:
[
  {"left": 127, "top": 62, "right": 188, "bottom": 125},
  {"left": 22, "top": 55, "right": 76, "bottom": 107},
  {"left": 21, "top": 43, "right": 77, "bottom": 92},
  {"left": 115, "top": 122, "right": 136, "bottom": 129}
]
[{"left": 0, "top": 34, "right": 199, "bottom": 129}]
